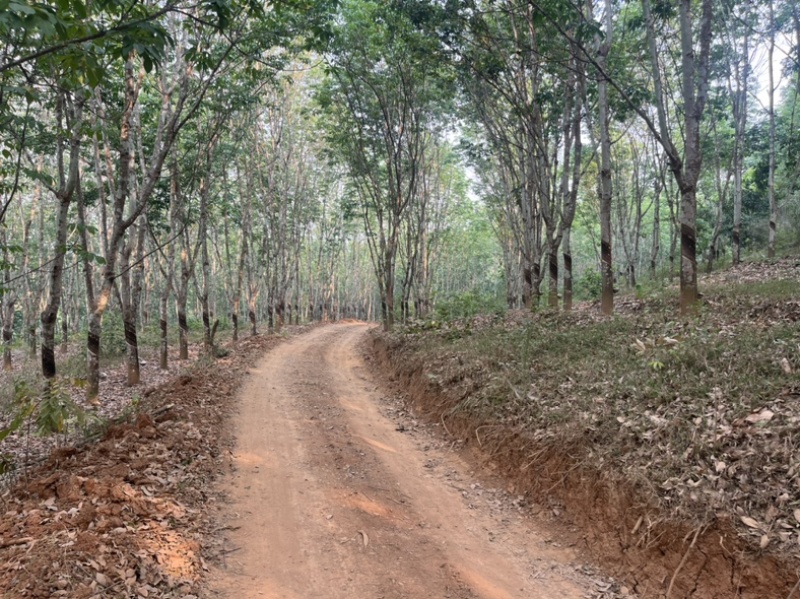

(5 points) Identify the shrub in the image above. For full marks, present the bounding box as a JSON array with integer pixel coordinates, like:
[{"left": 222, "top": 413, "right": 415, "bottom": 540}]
[{"left": 434, "top": 292, "right": 505, "bottom": 321}]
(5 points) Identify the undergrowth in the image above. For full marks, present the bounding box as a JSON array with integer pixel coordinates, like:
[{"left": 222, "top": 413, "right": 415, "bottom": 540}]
[{"left": 389, "top": 259, "right": 800, "bottom": 557}]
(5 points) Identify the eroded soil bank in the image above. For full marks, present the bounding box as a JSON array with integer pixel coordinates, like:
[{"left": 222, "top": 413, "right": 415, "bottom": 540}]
[{"left": 370, "top": 330, "right": 800, "bottom": 599}]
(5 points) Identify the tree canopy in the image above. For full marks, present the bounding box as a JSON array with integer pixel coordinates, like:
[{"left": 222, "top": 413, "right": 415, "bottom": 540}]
[{"left": 0, "top": 0, "right": 796, "bottom": 385}]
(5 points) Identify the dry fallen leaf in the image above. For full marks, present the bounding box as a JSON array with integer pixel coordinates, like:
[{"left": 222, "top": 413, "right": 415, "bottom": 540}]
[
  {"left": 745, "top": 410, "right": 774, "bottom": 424},
  {"left": 765, "top": 505, "right": 779, "bottom": 523},
  {"left": 760, "top": 534, "right": 770, "bottom": 549},
  {"left": 781, "top": 358, "right": 792, "bottom": 374},
  {"left": 741, "top": 516, "right": 761, "bottom": 530}
]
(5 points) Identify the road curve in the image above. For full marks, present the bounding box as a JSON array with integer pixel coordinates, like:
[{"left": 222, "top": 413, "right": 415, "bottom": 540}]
[{"left": 210, "top": 323, "right": 594, "bottom": 599}]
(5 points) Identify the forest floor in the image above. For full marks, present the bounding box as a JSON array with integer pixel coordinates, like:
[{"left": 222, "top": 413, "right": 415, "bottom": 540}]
[
  {"left": 373, "top": 257, "right": 800, "bottom": 599},
  {"left": 2, "top": 259, "right": 799, "bottom": 599}
]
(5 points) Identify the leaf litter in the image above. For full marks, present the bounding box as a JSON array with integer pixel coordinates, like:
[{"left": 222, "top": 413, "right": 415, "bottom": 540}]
[
  {"left": 0, "top": 331, "right": 295, "bottom": 598},
  {"left": 376, "top": 258, "right": 800, "bottom": 597}
]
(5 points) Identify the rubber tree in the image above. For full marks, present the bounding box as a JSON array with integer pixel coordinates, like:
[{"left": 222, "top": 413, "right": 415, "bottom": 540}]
[
  {"left": 319, "top": 0, "right": 443, "bottom": 330},
  {"left": 85, "top": 45, "right": 194, "bottom": 399},
  {"left": 563, "top": 51, "right": 584, "bottom": 311},
  {"left": 40, "top": 89, "right": 84, "bottom": 380},
  {"left": 721, "top": 7, "right": 750, "bottom": 266},
  {"left": 529, "top": 0, "right": 715, "bottom": 314},
  {"left": 1, "top": 225, "right": 16, "bottom": 371},
  {"left": 452, "top": 0, "right": 581, "bottom": 311},
  {"left": 767, "top": 0, "right": 778, "bottom": 258},
  {"left": 597, "top": 0, "right": 614, "bottom": 314},
  {"left": 642, "top": 0, "right": 715, "bottom": 313},
  {"left": 198, "top": 138, "right": 220, "bottom": 354}
]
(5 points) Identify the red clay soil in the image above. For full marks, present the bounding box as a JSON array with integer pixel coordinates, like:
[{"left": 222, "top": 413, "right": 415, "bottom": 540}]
[
  {"left": 370, "top": 334, "right": 800, "bottom": 599},
  {"left": 209, "top": 323, "right": 607, "bottom": 599},
  {"left": 0, "top": 333, "right": 287, "bottom": 599}
]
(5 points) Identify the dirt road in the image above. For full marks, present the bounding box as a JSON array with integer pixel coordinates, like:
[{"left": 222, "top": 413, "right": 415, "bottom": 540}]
[{"left": 211, "top": 323, "right": 598, "bottom": 599}]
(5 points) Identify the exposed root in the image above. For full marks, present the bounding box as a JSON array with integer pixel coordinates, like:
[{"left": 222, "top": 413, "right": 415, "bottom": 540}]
[
  {"left": 666, "top": 524, "right": 706, "bottom": 598},
  {"left": 785, "top": 576, "right": 800, "bottom": 599}
]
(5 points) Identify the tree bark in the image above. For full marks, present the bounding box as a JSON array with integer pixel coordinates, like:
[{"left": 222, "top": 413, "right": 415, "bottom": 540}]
[
  {"left": 598, "top": 2, "right": 614, "bottom": 315},
  {"left": 86, "top": 49, "right": 188, "bottom": 399},
  {"left": 651, "top": 158, "right": 664, "bottom": 278},
  {"left": 120, "top": 220, "right": 146, "bottom": 386},
  {"left": 643, "top": 0, "right": 713, "bottom": 313},
  {"left": 199, "top": 147, "right": 216, "bottom": 355},
  {"left": 159, "top": 290, "right": 169, "bottom": 370},
  {"left": 42, "top": 91, "right": 83, "bottom": 379},
  {"left": 1, "top": 228, "right": 15, "bottom": 371},
  {"left": 730, "top": 30, "right": 748, "bottom": 265},
  {"left": 767, "top": 0, "right": 777, "bottom": 258}
]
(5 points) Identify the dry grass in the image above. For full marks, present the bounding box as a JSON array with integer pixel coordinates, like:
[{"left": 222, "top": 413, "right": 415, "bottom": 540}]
[{"left": 387, "top": 258, "right": 800, "bottom": 559}]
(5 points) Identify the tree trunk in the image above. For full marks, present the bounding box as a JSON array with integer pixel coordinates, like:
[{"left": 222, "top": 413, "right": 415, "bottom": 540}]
[
  {"left": 563, "top": 234, "right": 573, "bottom": 311},
  {"left": 87, "top": 313, "right": 102, "bottom": 402},
  {"left": 28, "top": 325, "right": 36, "bottom": 359},
  {"left": 61, "top": 307, "right": 68, "bottom": 353},
  {"left": 563, "top": 58, "right": 583, "bottom": 312},
  {"left": 2, "top": 327, "right": 12, "bottom": 371},
  {"left": 178, "top": 296, "right": 189, "bottom": 359},
  {"left": 643, "top": 0, "right": 712, "bottom": 312},
  {"left": 675, "top": 0, "right": 712, "bottom": 313},
  {"left": 651, "top": 169, "right": 661, "bottom": 279},
  {"left": 124, "top": 318, "right": 140, "bottom": 385},
  {"left": 2, "top": 309, "right": 13, "bottom": 372},
  {"left": 383, "top": 277, "right": 395, "bottom": 331},
  {"left": 548, "top": 248, "right": 558, "bottom": 308},
  {"left": 767, "top": 0, "right": 777, "bottom": 258},
  {"left": 199, "top": 159, "right": 214, "bottom": 355},
  {"left": 2, "top": 229, "right": 15, "bottom": 371},
  {"left": 121, "top": 222, "right": 146, "bottom": 386},
  {"left": 42, "top": 195, "right": 72, "bottom": 379},
  {"left": 679, "top": 183, "right": 699, "bottom": 311},
  {"left": 41, "top": 92, "right": 83, "bottom": 379},
  {"left": 732, "top": 59, "right": 746, "bottom": 265},
  {"left": 706, "top": 117, "right": 728, "bottom": 273},
  {"left": 531, "top": 263, "right": 542, "bottom": 309},
  {"left": 522, "top": 264, "right": 533, "bottom": 310},
  {"left": 668, "top": 182, "right": 678, "bottom": 280},
  {"left": 249, "top": 294, "right": 257, "bottom": 336},
  {"left": 598, "top": 0, "right": 614, "bottom": 315},
  {"left": 159, "top": 291, "right": 169, "bottom": 370},
  {"left": 382, "top": 239, "right": 396, "bottom": 331},
  {"left": 176, "top": 235, "right": 193, "bottom": 360}
]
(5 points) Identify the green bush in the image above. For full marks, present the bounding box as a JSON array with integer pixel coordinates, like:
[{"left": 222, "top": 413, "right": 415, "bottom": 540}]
[
  {"left": 103, "top": 312, "right": 129, "bottom": 358},
  {"left": 576, "top": 268, "right": 601, "bottom": 300},
  {"left": 77, "top": 312, "right": 128, "bottom": 358},
  {"left": 138, "top": 324, "right": 164, "bottom": 349},
  {"left": 434, "top": 292, "right": 505, "bottom": 321}
]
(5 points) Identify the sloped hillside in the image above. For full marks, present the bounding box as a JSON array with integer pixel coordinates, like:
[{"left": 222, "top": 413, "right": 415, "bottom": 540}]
[{"left": 372, "top": 259, "right": 800, "bottom": 599}]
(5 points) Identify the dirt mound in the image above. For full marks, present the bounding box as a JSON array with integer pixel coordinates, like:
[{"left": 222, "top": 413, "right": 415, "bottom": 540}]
[
  {"left": 0, "top": 333, "right": 288, "bottom": 598},
  {"left": 370, "top": 332, "right": 800, "bottom": 599}
]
